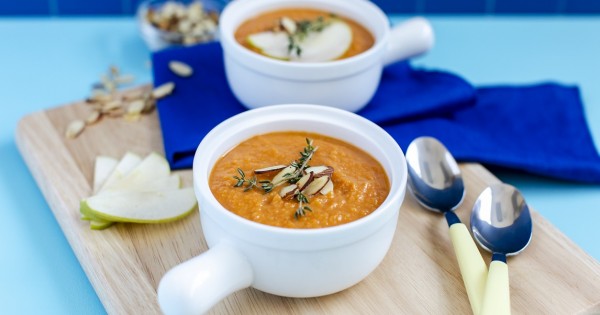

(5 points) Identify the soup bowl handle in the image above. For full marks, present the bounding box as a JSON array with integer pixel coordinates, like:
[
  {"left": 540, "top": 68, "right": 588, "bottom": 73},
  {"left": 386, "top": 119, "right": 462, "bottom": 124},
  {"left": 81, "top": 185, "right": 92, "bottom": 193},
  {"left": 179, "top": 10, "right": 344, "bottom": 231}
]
[
  {"left": 158, "top": 242, "right": 254, "bottom": 315},
  {"left": 383, "top": 17, "right": 435, "bottom": 66}
]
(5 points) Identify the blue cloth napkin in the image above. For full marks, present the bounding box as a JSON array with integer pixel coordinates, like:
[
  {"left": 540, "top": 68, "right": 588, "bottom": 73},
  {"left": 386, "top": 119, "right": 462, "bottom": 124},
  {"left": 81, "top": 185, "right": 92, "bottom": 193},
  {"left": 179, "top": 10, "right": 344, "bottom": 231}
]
[{"left": 152, "top": 42, "right": 600, "bottom": 183}]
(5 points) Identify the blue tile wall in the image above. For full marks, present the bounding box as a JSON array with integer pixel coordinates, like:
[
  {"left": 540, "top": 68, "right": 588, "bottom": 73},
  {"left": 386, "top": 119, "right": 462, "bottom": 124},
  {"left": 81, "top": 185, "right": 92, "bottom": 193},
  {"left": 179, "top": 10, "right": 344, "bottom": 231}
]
[
  {"left": 425, "top": 0, "right": 487, "bottom": 13},
  {"left": 1, "top": 0, "right": 600, "bottom": 15},
  {"left": 494, "top": 0, "right": 560, "bottom": 13},
  {"left": 0, "top": 0, "right": 49, "bottom": 15},
  {"left": 565, "top": 0, "right": 600, "bottom": 13},
  {"left": 56, "top": 0, "right": 123, "bottom": 15},
  {"left": 375, "top": 0, "right": 419, "bottom": 13}
]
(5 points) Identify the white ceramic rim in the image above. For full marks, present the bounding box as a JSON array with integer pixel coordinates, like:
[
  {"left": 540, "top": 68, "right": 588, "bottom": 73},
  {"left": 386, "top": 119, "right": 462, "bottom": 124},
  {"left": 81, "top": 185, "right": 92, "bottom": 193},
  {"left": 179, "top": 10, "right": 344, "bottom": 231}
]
[
  {"left": 219, "top": 0, "right": 391, "bottom": 79},
  {"left": 193, "top": 105, "right": 407, "bottom": 250}
]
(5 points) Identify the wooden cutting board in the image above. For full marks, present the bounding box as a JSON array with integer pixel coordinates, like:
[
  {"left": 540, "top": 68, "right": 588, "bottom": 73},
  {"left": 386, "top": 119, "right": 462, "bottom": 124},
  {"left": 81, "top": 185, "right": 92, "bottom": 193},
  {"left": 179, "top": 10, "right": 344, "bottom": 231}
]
[{"left": 15, "top": 86, "right": 600, "bottom": 314}]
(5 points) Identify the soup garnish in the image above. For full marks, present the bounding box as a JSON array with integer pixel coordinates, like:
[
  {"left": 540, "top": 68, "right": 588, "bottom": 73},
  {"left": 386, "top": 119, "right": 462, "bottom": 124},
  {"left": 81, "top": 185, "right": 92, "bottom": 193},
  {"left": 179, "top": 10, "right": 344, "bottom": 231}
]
[{"left": 232, "top": 138, "right": 334, "bottom": 219}]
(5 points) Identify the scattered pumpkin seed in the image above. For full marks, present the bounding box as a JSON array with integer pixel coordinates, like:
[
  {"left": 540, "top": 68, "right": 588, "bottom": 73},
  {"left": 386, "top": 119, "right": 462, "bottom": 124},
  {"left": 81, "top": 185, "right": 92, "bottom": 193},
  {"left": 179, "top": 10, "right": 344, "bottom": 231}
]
[
  {"left": 152, "top": 82, "right": 175, "bottom": 99},
  {"left": 128, "top": 100, "right": 145, "bottom": 115},
  {"left": 86, "top": 111, "right": 101, "bottom": 125},
  {"left": 66, "top": 120, "right": 85, "bottom": 139},
  {"left": 168, "top": 61, "right": 193, "bottom": 77}
]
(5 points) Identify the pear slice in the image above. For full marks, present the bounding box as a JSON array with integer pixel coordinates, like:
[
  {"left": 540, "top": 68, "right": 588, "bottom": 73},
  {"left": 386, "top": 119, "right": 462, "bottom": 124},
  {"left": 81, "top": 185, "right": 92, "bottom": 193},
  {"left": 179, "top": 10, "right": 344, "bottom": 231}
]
[
  {"left": 93, "top": 156, "right": 118, "bottom": 193},
  {"left": 247, "top": 31, "right": 290, "bottom": 60},
  {"left": 83, "top": 188, "right": 197, "bottom": 223},
  {"left": 105, "top": 152, "right": 171, "bottom": 191},
  {"left": 290, "top": 20, "right": 353, "bottom": 62},
  {"left": 104, "top": 172, "right": 181, "bottom": 193},
  {"left": 246, "top": 20, "right": 353, "bottom": 62},
  {"left": 80, "top": 200, "right": 114, "bottom": 230},
  {"left": 99, "top": 152, "right": 142, "bottom": 192}
]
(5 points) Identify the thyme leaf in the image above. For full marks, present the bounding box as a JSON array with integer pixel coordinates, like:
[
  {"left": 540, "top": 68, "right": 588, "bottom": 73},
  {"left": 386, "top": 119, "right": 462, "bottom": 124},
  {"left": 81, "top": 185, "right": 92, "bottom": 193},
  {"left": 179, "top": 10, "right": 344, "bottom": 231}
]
[
  {"left": 232, "top": 168, "right": 258, "bottom": 191},
  {"left": 294, "top": 192, "right": 312, "bottom": 219}
]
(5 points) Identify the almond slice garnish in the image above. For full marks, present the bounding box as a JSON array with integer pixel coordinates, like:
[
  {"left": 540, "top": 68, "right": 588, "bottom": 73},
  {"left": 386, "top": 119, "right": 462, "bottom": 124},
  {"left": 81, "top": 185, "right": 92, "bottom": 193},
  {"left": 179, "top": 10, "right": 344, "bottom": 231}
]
[
  {"left": 254, "top": 165, "right": 287, "bottom": 174},
  {"left": 301, "top": 176, "right": 329, "bottom": 196},
  {"left": 304, "top": 165, "right": 334, "bottom": 178},
  {"left": 319, "top": 179, "right": 334, "bottom": 195},
  {"left": 279, "top": 184, "right": 298, "bottom": 198},
  {"left": 271, "top": 165, "right": 297, "bottom": 186},
  {"left": 296, "top": 171, "right": 315, "bottom": 192}
]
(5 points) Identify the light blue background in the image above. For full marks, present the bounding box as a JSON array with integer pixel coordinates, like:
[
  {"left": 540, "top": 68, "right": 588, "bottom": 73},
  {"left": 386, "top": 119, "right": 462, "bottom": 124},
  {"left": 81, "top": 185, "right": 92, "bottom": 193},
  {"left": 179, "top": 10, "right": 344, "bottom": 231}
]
[{"left": 1, "top": 16, "right": 599, "bottom": 314}]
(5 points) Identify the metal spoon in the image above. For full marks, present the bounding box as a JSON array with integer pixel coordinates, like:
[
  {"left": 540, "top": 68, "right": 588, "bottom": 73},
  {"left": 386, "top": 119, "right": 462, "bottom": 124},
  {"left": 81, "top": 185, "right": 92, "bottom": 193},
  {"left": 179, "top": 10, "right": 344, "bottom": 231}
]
[
  {"left": 406, "top": 137, "right": 487, "bottom": 315},
  {"left": 471, "top": 183, "right": 533, "bottom": 315}
]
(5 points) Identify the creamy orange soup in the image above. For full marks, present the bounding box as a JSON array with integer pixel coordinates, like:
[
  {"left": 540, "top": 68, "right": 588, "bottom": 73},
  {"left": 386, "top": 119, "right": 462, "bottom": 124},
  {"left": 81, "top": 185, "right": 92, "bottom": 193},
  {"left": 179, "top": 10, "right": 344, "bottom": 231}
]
[
  {"left": 209, "top": 132, "right": 390, "bottom": 229},
  {"left": 234, "top": 8, "right": 375, "bottom": 61}
]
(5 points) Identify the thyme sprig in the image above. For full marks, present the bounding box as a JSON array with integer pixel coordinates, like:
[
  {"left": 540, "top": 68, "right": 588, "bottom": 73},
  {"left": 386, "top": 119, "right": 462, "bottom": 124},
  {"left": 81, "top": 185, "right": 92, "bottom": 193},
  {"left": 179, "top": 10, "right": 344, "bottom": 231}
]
[
  {"left": 232, "top": 138, "right": 323, "bottom": 219},
  {"left": 232, "top": 168, "right": 257, "bottom": 192},
  {"left": 294, "top": 192, "right": 312, "bottom": 220}
]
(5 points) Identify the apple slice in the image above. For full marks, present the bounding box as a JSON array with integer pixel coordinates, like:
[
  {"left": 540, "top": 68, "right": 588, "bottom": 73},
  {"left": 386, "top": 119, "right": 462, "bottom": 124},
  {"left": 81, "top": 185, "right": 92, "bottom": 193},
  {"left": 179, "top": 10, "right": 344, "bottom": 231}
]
[
  {"left": 93, "top": 156, "right": 118, "bottom": 193},
  {"left": 83, "top": 188, "right": 197, "bottom": 223},
  {"left": 247, "top": 20, "right": 353, "bottom": 62},
  {"left": 99, "top": 152, "right": 142, "bottom": 192}
]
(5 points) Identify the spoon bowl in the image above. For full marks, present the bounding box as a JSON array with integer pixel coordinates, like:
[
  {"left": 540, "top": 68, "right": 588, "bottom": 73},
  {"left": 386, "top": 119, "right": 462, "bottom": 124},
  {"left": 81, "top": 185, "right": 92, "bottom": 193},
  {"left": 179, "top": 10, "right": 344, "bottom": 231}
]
[
  {"left": 471, "top": 183, "right": 533, "bottom": 315},
  {"left": 406, "top": 137, "right": 465, "bottom": 212},
  {"left": 471, "top": 184, "right": 533, "bottom": 256},
  {"left": 406, "top": 137, "right": 486, "bottom": 314}
]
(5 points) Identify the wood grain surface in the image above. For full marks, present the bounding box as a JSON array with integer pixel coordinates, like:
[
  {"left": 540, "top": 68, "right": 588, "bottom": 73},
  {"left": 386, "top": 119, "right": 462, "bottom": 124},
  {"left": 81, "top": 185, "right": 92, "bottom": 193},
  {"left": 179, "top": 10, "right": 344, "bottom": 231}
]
[{"left": 15, "top": 87, "right": 600, "bottom": 314}]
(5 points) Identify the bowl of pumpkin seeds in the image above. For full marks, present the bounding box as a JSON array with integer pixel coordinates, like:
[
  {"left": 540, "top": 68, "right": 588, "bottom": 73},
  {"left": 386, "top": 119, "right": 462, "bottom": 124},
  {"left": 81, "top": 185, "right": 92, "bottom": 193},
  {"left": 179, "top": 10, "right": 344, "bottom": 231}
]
[{"left": 137, "top": 0, "right": 226, "bottom": 51}]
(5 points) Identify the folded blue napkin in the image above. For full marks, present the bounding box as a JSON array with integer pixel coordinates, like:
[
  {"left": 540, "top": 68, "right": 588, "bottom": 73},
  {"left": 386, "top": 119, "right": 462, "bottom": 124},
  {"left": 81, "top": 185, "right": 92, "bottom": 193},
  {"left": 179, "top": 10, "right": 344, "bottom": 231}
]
[{"left": 152, "top": 42, "right": 600, "bottom": 183}]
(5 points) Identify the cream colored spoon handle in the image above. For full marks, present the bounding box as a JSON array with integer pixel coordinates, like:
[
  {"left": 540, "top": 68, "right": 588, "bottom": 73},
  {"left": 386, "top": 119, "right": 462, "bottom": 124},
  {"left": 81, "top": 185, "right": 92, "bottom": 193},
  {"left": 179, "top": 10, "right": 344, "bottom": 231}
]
[
  {"left": 449, "top": 222, "right": 488, "bottom": 315},
  {"left": 481, "top": 259, "right": 511, "bottom": 315}
]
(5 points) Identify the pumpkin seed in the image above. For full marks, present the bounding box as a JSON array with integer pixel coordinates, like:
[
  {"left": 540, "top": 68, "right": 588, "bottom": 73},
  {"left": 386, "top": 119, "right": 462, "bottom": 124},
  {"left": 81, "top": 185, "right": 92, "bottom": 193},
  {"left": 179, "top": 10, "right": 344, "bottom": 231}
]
[{"left": 66, "top": 120, "right": 85, "bottom": 139}]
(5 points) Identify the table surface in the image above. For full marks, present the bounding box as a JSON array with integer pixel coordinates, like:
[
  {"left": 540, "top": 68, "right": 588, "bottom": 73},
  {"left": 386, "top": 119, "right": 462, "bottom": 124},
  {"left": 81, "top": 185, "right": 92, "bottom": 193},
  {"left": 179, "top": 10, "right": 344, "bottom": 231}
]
[{"left": 1, "top": 16, "right": 599, "bottom": 314}]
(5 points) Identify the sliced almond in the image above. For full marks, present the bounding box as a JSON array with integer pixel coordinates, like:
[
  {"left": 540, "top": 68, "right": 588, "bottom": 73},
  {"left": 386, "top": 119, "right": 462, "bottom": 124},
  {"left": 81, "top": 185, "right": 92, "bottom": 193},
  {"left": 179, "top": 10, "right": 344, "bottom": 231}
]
[
  {"left": 320, "top": 179, "right": 334, "bottom": 195},
  {"left": 152, "top": 82, "right": 175, "bottom": 99},
  {"left": 296, "top": 172, "right": 314, "bottom": 192},
  {"left": 279, "top": 184, "right": 298, "bottom": 198},
  {"left": 86, "top": 110, "right": 101, "bottom": 125},
  {"left": 301, "top": 176, "right": 329, "bottom": 196},
  {"left": 169, "top": 61, "right": 194, "bottom": 77},
  {"left": 254, "top": 165, "right": 287, "bottom": 174},
  {"left": 304, "top": 166, "right": 334, "bottom": 178},
  {"left": 271, "top": 165, "right": 297, "bottom": 186},
  {"left": 66, "top": 120, "right": 85, "bottom": 139}
]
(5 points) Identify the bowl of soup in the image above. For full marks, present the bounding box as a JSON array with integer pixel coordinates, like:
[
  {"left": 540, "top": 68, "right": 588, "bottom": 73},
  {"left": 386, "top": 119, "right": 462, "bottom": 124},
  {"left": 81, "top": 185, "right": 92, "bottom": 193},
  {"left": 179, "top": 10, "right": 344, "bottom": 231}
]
[
  {"left": 219, "top": 0, "right": 434, "bottom": 112},
  {"left": 158, "top": 104, "right": 407, "bottom": 314}
]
